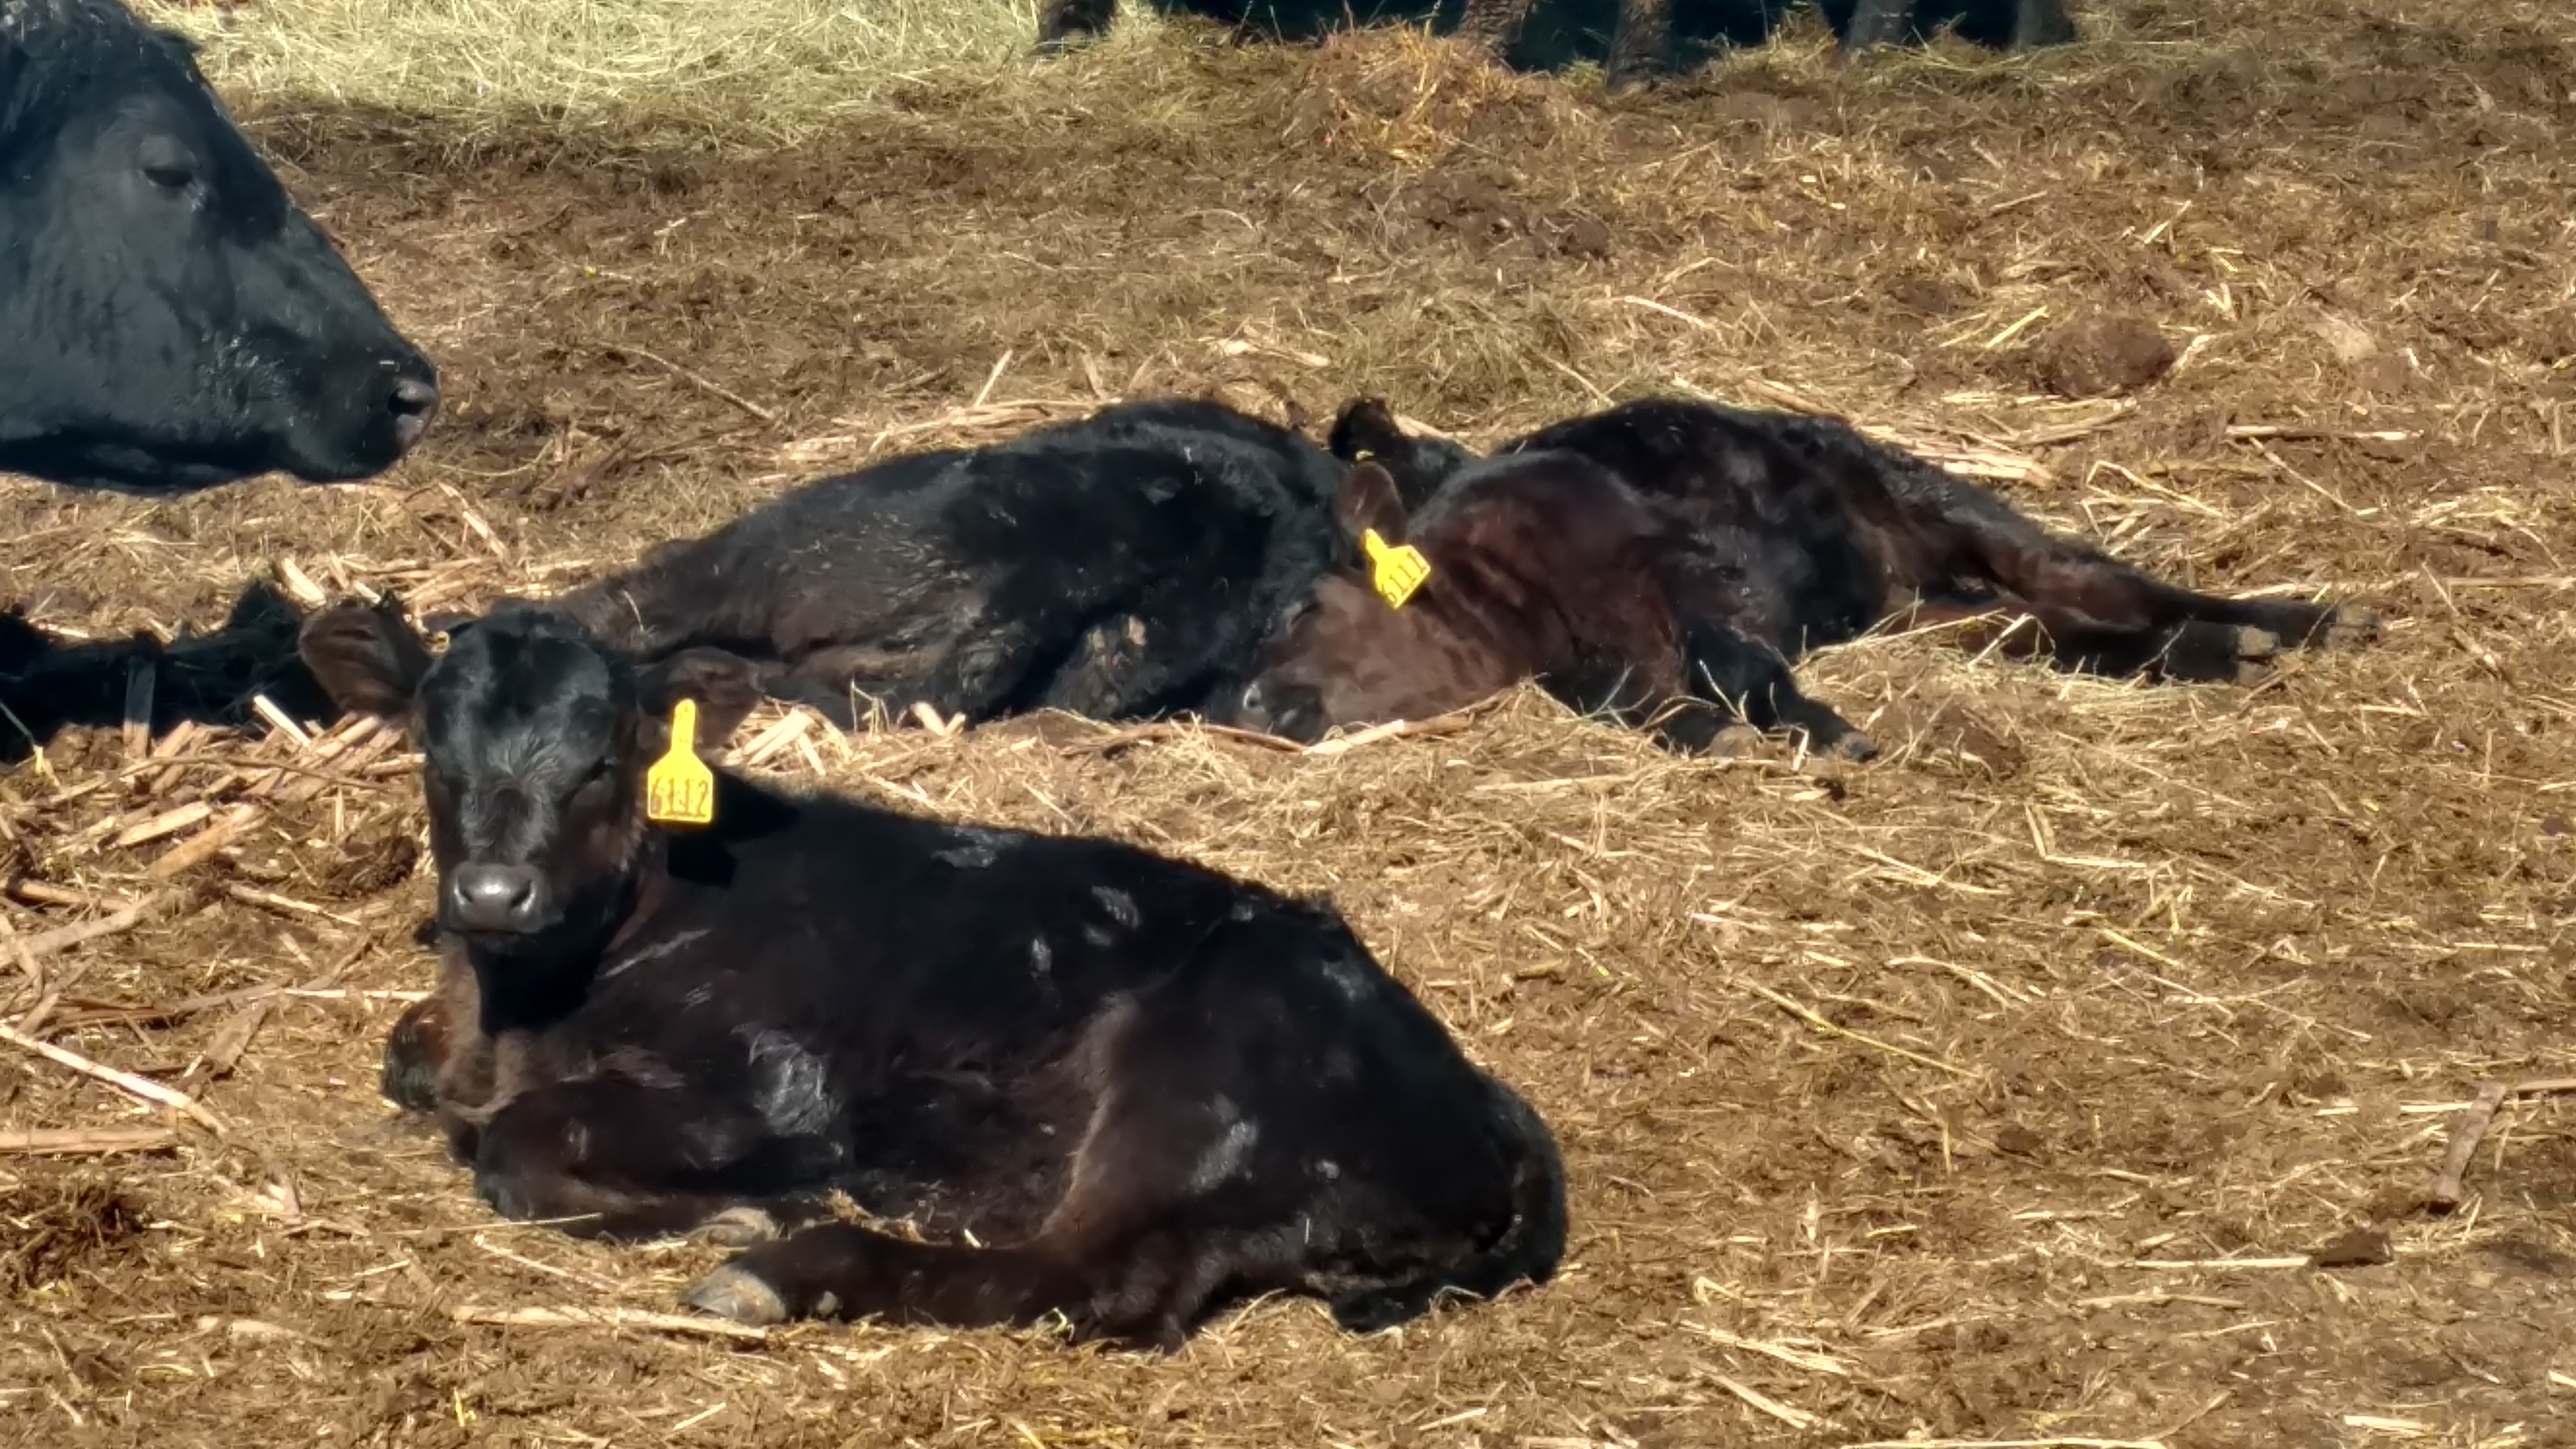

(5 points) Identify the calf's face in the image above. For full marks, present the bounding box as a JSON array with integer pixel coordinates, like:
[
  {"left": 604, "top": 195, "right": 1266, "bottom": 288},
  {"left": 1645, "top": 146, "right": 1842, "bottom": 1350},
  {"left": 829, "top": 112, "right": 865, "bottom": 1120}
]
[
  {"left": 0, "top": 7, "right": 439, "bottom": 492},
  {"left": 298, "top": 602, "right": 758, "bottom": 965},
  {"left": 1234, "top": 462, "right": 1518, "bottom": 743}
]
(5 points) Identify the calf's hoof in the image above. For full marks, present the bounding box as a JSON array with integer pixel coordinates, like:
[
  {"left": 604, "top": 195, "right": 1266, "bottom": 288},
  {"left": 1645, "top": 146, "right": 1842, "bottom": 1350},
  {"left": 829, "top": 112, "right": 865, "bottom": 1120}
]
[
  {"left": 2230, "top": 626, "right": 2282, "bottom": 685},
  {"left": 1602, "top": 65, "right": 1661, "bottom": 96},
  {"left": 692, "top": 1206, "right": 782, "bottom": 1248},
  {"left": 2318, "top": 605, "right": 2384, "bottom": 650},
  {"left": 1823, "top": 728, "right": 1879, "bottom": 763},
  {"left": 346, "top": 1111, "right": 440, "bottom": 1147},
  {"left": 1033, "top": 23, "right": 1097, "bottom": 55},
  {"left": 683, "top": 1263, "right": 791, "bottom": 1326},
  {"left": 2160, "top": 620, "right": 2287, "bottom": 684},
  {"left": 1706, "top": 724, "right": 1768, "bottom": 756}
]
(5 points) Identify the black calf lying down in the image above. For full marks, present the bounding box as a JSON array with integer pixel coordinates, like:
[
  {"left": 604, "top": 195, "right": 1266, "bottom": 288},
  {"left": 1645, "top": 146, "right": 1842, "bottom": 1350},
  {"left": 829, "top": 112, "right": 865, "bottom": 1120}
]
[
  {"left": 539, "top": 398, "right": 1389, "bottom": 732},
  {"left": 299, "top": 599, "right": 1562, "bottom": 1346},
  {"left": 1234, "top": 398, "right": 2377, "bottom": 754}
]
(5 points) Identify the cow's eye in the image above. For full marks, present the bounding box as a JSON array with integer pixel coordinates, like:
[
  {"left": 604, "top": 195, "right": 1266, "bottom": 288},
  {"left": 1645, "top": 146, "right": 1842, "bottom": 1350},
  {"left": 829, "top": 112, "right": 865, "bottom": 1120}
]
[{"left": 135, "top": 136, "right": 199, "bottom": 193}]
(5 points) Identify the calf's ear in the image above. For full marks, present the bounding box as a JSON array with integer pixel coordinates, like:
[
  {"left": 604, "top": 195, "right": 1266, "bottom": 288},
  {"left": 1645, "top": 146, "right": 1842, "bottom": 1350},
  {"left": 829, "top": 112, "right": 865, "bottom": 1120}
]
[
  {"left": 1331, "top": 461, "right": 1411, "bottom": 548},
  {"left": 297, "top": 599, "right": 435, "bottom": 721},
  {"left": 636, "top": 648, "right": 764, "bottom": 759},
  {"left": 1326, "top": 397, "right": 1409, "bottom": 465}
]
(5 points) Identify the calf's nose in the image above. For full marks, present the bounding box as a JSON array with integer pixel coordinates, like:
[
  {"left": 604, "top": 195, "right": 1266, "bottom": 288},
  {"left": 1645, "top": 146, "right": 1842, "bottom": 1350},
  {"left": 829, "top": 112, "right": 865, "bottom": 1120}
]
[
  {"left": 1239, "top": 681, "right": 1327, "bottom": 744},
  {"left": 446, "top": 863, "right": 543, "bottom": 933},
  {"left": 385, "top": 365, "right": 440, "bottom": 452}
]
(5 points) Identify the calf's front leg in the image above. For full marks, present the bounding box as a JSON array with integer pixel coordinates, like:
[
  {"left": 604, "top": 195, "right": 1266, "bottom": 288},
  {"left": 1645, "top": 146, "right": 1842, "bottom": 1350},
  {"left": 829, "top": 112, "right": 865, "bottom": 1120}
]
[
  {"left": 1674, "top": 620, "right": 1874, "bottom": 758},
  {"left": 381, "top": 995, "right": 454, "bottom": 1114},
  {"left": 470, "top": 1077, "right": 835, "bottom": 1244}
]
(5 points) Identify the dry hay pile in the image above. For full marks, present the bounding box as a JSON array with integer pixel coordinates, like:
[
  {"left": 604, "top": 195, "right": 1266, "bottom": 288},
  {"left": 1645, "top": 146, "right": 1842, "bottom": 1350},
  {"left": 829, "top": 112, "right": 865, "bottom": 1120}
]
[{"left": 7, "top": 0, "right": 2576, "bottom": 1446}]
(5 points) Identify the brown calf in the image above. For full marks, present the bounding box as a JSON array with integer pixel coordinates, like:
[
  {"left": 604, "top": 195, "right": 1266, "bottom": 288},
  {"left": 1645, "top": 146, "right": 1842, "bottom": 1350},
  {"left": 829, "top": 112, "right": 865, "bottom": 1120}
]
[{"left": 1234, "top": 397, "right": 2377, "bottom": 752}]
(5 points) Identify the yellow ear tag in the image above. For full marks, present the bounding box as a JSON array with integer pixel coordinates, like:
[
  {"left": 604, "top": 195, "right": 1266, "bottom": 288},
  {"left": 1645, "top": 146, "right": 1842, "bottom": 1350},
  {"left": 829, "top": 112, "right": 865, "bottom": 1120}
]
[
  {"left": 644, "top": 698, "right": 717, "bottom": 828},
  {"left": 1361, "top": 529, "right": 1432, "bottom": 609}
]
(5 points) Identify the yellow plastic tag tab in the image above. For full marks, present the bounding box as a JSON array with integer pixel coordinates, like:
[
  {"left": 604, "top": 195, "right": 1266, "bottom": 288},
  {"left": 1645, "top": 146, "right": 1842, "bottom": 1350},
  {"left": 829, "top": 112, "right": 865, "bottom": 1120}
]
[
  {"left": 644, "top": 698, "right": 716, "bottom": 828},
  {"left": 1361, "top": 529, "right": 1432, "bottom": 610}
]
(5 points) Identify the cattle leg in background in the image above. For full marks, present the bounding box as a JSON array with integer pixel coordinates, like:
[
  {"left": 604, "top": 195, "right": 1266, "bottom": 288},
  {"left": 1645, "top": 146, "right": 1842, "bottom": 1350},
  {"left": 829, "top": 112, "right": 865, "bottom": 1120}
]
[
  {"left": 0, "top": 0, "right": 438, "bottom": 493},
  {"left": 1602, "top": 0, "right": 1676, "bottom": 90},
  {"left": 1951, "top": 0, "right": 2077, "bottom": 48},
  {"left": 1838, "top": 0, "right": 2077, "bottom": 52},
  {"left": 1453, "top": 0, "right": 1541, "bottom": 65},
  {"left": 2008, "top": 0, "right": 2077, "bottom": 46},
  {"left": 1458, "top": 0, "right": 1682, "bottom": 89},
  {"left": 1035, "top": 0, "right": 1117, "bottom": 51},
  {"left": 1839, "top": 0, "right": 1913, "bottom": 49}
]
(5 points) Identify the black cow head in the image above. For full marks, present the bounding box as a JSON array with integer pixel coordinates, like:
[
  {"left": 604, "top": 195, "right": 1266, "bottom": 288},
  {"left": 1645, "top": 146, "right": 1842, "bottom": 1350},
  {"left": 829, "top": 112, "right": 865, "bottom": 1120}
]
[
  {"left": 0, "top": 0, "right": 438, "bottom": 493},
  {"left": 298, "top": 599, "right": 761, "bottom": 977}
]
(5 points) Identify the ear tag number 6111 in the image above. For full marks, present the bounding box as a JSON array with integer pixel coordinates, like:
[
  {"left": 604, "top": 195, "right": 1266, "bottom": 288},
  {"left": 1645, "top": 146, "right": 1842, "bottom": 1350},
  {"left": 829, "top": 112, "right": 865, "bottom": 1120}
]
[
  {"left": 645, "top": 698, "right": 717, "bottom": 828},
  {"left": 1361, "top": 529, "right": 1432, "bottom": 610}
]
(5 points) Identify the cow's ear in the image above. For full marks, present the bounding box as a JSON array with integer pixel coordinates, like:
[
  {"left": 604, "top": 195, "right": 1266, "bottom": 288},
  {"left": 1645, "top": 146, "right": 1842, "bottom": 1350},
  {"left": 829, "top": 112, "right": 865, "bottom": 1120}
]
[
  {"left": 297, "top": 599, "right": 434, "bottom": 721},
  {"left": 1332, "top": 461, "right": 1411, "bottom": 548},
  {"left": 1327, "top": 397, "right": 1409, "bottom": 465},
  {"left": 636, "top": 648, "right": 763, "bottom": 760}
]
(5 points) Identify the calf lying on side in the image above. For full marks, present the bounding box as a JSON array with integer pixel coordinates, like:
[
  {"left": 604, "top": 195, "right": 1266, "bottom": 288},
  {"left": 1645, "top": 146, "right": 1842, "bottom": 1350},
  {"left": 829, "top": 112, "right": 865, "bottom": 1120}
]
[
  {"left": 1235, "top": 397, "right": 2375, "bottom": 752},
  {"left": 539, "top": 398, "right": 1383, "bottom": 731},
  {"left": 300, "top": 599, "right": 1563, "bottom": 1347}
]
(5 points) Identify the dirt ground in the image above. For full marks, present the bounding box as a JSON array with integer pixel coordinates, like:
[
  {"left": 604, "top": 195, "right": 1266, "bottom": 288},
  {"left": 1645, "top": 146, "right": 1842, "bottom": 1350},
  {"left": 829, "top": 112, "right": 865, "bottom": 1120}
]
[{"left": 6, "top": 1, "right": 2576, "bottom": 1445}]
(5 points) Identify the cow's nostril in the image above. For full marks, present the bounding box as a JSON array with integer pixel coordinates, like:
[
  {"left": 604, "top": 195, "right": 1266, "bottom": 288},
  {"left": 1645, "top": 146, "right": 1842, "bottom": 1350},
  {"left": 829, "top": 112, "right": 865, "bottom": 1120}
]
[{"left": 388, "top": 373, "right": 439, "bottom": 450}]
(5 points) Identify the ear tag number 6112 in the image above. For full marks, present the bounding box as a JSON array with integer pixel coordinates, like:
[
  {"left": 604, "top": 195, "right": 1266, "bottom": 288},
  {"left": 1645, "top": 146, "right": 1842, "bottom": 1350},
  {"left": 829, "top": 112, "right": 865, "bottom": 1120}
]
[
  {"left": 1361, "top": 529, "right": 1432, "bottom": 610},
  {"left": 645, "top": 698, "right": 717, "bottom": 828}
]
